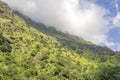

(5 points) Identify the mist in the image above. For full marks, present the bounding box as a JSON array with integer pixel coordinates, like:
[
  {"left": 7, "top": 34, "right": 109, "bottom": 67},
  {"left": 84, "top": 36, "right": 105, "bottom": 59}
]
[{"left": 3, "top": 0, "right": 112, "bottom": 45}]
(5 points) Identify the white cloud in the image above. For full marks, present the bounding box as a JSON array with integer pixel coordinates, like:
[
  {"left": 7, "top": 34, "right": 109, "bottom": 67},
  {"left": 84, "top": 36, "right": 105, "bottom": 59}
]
[
  {"left": 113, "top": 0, "right": 120, "bottom": 27},
  {"left": 104, "top": 41, "right": 115, "bottom": 47},
  {"left": 112, "top": 43, "right": 120, "bottom": 51},
  {"left": 3, "top": 0, "right": 111, "bottom": 44},
  {"left": 115, "top": 0, "right": 119, "bottom": 12},
  {"left": 113, "top": 12, "right": 120, "bottom": 27},
  {"left": 117, "top": 44, "right": 120, "bottom": 51}
]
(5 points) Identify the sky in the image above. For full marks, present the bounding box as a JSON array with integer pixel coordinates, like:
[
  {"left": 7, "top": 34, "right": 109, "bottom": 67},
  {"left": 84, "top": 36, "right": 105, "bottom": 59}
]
[{"left": 2, "top": 0, "right": 120, "bottom": 51}]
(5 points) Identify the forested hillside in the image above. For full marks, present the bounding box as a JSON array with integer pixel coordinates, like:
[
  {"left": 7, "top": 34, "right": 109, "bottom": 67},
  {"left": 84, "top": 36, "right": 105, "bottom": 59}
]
[
  {"left": 15, "top": 11, "right": 115, "bottom": 55},
  {"left": 0, "top": 1, "right": 120, "bottom": 80}
]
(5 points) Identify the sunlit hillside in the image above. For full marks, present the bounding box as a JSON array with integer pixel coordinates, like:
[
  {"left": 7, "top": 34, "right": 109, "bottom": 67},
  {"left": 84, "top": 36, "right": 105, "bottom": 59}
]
[{"left": 0, "top": 1, "right": 120, "bottom": 80}]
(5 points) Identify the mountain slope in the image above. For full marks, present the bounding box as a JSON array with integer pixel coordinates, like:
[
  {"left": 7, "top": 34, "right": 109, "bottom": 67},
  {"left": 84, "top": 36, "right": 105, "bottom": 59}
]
[
  {"left": 0, "top": 1, "right": 98, "bottom": 80},
  {"left": 0, "top": 1, "right": 120, "bottom": 80},
  {"left": 15, "top": 11, "right": 114, "bottom": 55}
]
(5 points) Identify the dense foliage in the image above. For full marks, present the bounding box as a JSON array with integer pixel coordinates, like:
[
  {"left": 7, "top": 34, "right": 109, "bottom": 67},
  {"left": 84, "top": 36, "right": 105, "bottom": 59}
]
[
  {"left": 0, "top": 1, "right": 120, "bottom": 80},
  {"left": 0, "top": 33, "right": 12, "bottom": 52}
]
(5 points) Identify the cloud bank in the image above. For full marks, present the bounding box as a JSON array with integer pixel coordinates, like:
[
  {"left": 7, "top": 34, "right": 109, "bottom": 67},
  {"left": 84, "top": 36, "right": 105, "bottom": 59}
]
[{"left": 3, "top": 0, "right": 112, "bottom": 44}]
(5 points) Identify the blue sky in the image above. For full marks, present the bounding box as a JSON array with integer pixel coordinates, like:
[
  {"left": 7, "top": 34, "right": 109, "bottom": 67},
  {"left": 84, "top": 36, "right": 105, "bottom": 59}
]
[
  {"left": 95, "top": 0, "right": 117, "bottom": 17},
  {"left": 94, "top": 0, "right": 120, "bottom": 51}
]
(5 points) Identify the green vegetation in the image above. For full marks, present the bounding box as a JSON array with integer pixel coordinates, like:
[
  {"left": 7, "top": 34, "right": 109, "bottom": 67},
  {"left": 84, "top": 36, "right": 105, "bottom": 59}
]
[
  {"left": 0, "top": 9, "right": 4, "bottom": 13},
  {"left": 0, "top": 1, "right": 120, "bottom": 80},
  {"left": 0, "top": 33, "right": 12, "bottom": 52},
  {"left": 0, "top": 3, "right": 4, "bottom": 13}
]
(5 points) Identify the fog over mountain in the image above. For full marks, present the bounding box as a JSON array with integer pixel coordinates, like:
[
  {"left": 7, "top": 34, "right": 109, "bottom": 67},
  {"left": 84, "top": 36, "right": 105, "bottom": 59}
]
[{"left": 2, "top": 0, "right": 120, "bottom": 49}]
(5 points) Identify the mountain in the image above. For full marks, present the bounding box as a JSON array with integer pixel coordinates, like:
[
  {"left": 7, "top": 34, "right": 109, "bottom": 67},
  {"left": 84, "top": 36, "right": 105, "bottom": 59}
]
[
  {"left": 15, "top": 11, "right": 115, "bottom": 55},
  {"left": 0, "top": 1, "right": 120, "bottom": 80}
]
